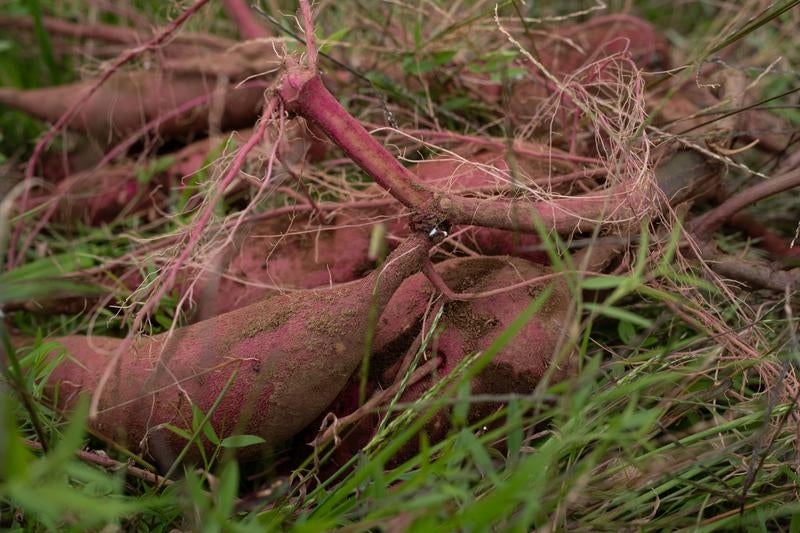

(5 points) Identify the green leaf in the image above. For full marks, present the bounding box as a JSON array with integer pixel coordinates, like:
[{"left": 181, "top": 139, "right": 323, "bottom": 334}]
[
  {"left": 584, "top": 303, "right": 653, "bottom": 328},
  {"left": 461, "top": 430, "right": 500, "bottom": 485},
  {"left": 161, "top": 423, "right": 193, "bottom": 442},
  {"left": 368, "top": 223, "right": 387, "bottom": 261},
  {"left": 433, "top": 50, "right": 457, "bottom": 65},
  {"left": 319, "top": 27, "right": 350, "bottom": 54},
  {"left": 219, "top": 434, "right": 266, "bottom": 449},
  {"left": 467, "top": 50, "right": 517, "bottom": 74},
  {"left": 453, "top": 383, "right": 471, "bottom": 427},
  {"left": 0, "top": 393, "right": 34, "bottom": 481},
  {"left": 618, "top": 320, "right": 637, "bottom": 344},
  {"left": 136, "top": 155, "right": 175, "bottom": 184},
  {"left": 24, "top": 0, "right": 59, "bottom": 84},
  {"left": 505, "top": 399, "right": 523, "bottom": 467},
  {"left": 0, "top": 253, "right": 95, "bottom": 283},
  {"left": 0, "top": 279, "right": 105, "bottom": 305},
  {"left": 581, "top": 275, "right": 628, "bottom": 290},
  {"left": 215, "top": 461, "right": 239, "bottom": 518},
  {"left": 192, "top": 405, "right": 220, "bottom": 445},
  {"left": 441, "top": 96, "right": 476, "bottom": 111}
]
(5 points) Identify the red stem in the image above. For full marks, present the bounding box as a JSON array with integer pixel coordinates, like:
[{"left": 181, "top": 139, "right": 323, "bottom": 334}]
[
  {"left": 279, "top": 66, "right": 647, "bottom": 235},
  {"left": 298, "top": 0, "right": 318, "bottom": 69},
  {"left": 280, "top": 65, "right": 434, "bottom": 210},
  {"left": 692, "top": 168, "right": 800, "bottom": 241}
]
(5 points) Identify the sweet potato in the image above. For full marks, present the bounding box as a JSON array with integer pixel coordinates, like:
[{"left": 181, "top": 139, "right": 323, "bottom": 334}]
[
  {"left": 44, "top": 233, "right": 430, "bottom": 467},
  {"left": 541, "top": 14, "right": 670, "bottom": 75},
  {"left": 0, "top": 15, "right": 232, "bottom": 59},
  {"left": 375, "top": 256, "right": 571, "bottom": 385},
  {"left": 503, "top": 15, "right": 669, "bottom": 128},
  {"left": 0, "top": 41, "right": 283, "bottom": 143},
  {"left": 193, "top": 211, "right": 374, "bottom": 316},
  {"left": 319, "top": 255, "right": 572, "bottom": 465},
  {"left": 654, "top": 78, "right": 793, "bottom": 153},
  {"left": 28, "top": 121, "right": 327, "bottom": 225}
]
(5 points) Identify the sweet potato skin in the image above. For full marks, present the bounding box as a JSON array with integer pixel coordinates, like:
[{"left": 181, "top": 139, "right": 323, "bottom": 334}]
[
  {"left": 0, "top": 40, "right": 284, "bottom": 144},
  {"left": 201, "top": 213, "right": 373, "bottom": 316},
  {"left": 30, "top": 121, "right": 327, "bottom": 226},
  {"left": 377, "top": 256, "right": 571, "bottom": 388},
  {"left": 321, "top": 255, "right": 572, "bottom": 465},
  {"left": 0, "top": 74, "right": 264, "bottom": 143},
  {"left": 46, "top": 234, "right": 429, "bottom": 467}
]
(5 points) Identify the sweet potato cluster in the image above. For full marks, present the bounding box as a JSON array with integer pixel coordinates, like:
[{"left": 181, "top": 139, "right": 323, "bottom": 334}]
[{"left": 5, "top": 3, "right": 796, "bottom": 471}]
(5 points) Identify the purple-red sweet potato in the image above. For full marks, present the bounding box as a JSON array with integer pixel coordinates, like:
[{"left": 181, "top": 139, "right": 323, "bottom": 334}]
[
  {"left": 541, "top": 14, "right": 670, "bottom": 75},
  {"left": 501, "top": 15, "right": 669, "bottom": 128},
  {"left": 27, "top": 121, "right": 328, "bottom": 225},
  {"left": 0, "top": 41, "right": 283, "bottom": 143},
  {"left": 654, "top": 77, "right": 793, "bottom": 153},
  {"left": 0, "top": 15, "right": 233, "bottom": 60},
  {"left": 192, "top": 212, "right": 374, "bottom": 316},
  {"left": 375, "top": 255, "right": 571, "bottom": 387},
  {"left": 318, "top": 255, "right": 572, "bottom": 465},
  {"left": 44, "top": 233, "right": 430, "bottom": 467}
]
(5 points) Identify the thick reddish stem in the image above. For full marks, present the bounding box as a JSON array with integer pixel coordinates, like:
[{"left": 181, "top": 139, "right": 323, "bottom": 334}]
[
  {"left": 279, "top": 66, "right": 648, "bottom": 234},
  {"left": 442, "top": 186, "right": 647, "bottom": 234},
  {"left": 298, "top": 0, "right": 318, "bottom": 69},
  {"left": 692, "top": 168, "right": 800, "bottom": 241},
  {"left": 280, "top": 66, "right": 433, "bottom": 210}
]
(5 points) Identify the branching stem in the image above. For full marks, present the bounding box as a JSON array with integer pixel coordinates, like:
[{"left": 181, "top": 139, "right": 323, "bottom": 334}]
[{"left": 278, "top": 64, "right": 649, "bottom": 235}]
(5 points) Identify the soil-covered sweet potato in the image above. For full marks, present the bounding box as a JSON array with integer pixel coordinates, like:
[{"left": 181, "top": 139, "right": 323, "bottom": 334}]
[
  {"left": 318, "top": 255, "right": 572, "bottom": 465},
  {"left": 44, "top": 233, "right": 431, "bottom": 468}
]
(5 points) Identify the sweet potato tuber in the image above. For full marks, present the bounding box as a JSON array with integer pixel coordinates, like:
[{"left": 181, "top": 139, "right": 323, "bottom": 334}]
[
  {"left": 0, "top": 40, "right": 283, "bottom": 143},
  {"left": 319, "top": 255, "right": 571, "bottom": 464},
  {"left": 542, "top": 14, "right": 670, "bottom": 75},
  {"left": 375, "top": 256, "right": 571, "bottom": 388},
  {"left": 193, "top": 212, "right": 375, "bottom": 316},
  {"left": 654, "top": 77, "right": 793, "bottom": 153},
  {"left": 44, "top": 233, "right": 431, "bottom": 467},
  {"left": 0, "top": 15, "right": 233, "bottom": 59},
  {"left": 27, "top": 120, "right": 327, "bottom": 225},
  {"left": 0, "top": 76, "right": 263, "bottom": 144}
]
